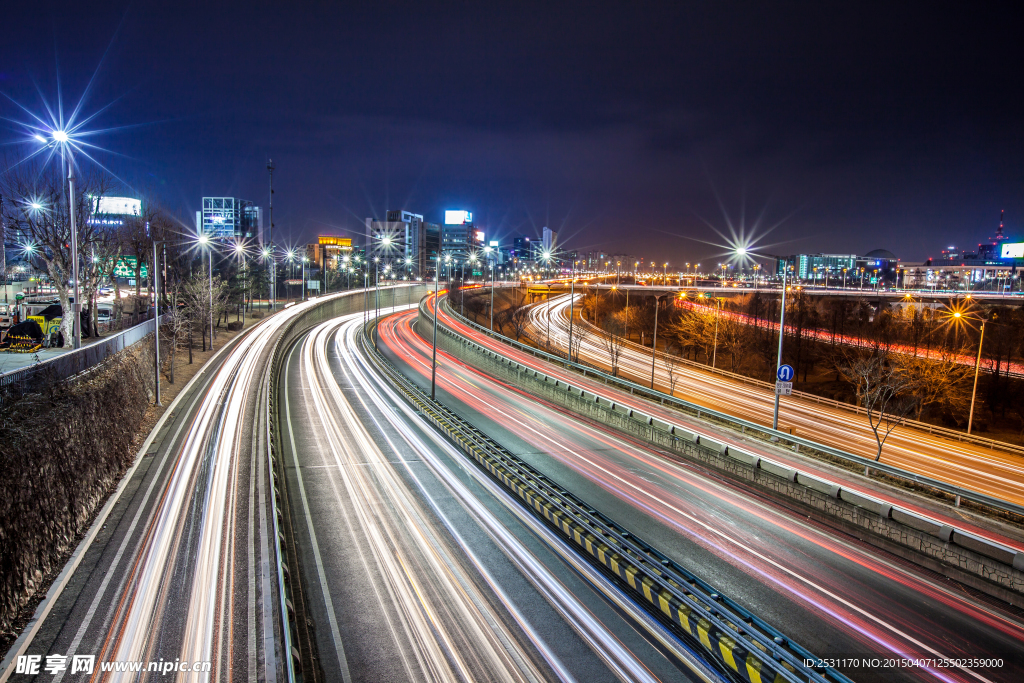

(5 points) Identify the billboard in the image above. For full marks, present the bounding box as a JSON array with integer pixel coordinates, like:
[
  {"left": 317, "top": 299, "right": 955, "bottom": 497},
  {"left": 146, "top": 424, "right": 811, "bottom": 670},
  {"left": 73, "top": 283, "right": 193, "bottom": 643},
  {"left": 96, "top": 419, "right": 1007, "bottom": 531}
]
[
  {"left": 1001, "top": 242, "right": 1024, "bottom": 259},
  {"left": 444, "top": 210, "right": 472, "bottom": 225},
  {"left": 95, "top": 197, "right": 142, "bottom": 216},
  {"left": 474, "top": 230, "right": 485, "bottom": 242}
]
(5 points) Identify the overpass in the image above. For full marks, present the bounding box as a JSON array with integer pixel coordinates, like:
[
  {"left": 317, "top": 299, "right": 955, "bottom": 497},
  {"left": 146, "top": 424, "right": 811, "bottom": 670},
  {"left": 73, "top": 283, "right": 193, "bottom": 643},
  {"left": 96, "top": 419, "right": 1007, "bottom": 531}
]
[{"left": 537, "top": 281, "right": 1021, "bottom": 306}]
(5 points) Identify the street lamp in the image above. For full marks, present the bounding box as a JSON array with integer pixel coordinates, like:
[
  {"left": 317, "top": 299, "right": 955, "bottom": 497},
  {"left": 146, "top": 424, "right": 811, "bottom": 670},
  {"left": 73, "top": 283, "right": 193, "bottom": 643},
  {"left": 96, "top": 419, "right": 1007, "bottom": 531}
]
[
  {"left": 431, "top": 254, "right": 441, "bottom": 400},
  {"left": 302, "top": 256, "right": 309, "bottom": 301},
  {"left": 953, "top": 311, "right": 988, "bottom": 435},
  {"left": 484, "top": 246, "right": 496, "bottom": 331},
  {"left": 711, "top": 296, "right": 724, "bottom": 369},
  {"left": 198, "top": 234, "right": 215, "bottom": 351},
  {"left": 152, "top": 240, "right": 166, "bottom": 406},
  {"left": 650, "top": 294, "right": 662, "bottom": 389},
  {"left": 542, "top": 251, "right": 553, "bottom": 347},
  {"left": 36, "top": 130, "right": 82, "bottom": 348}
]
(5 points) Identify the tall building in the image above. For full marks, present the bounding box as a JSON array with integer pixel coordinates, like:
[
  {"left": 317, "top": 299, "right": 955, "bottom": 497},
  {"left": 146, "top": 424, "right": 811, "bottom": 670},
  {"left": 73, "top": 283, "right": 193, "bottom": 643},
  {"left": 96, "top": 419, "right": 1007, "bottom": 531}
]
[
  {"left": 306, "top": 236, "right": 353, "bottom": 273},
  {"left": 383, "top": 209, "right": 425, "bottom": 270},
  {"left": 442, "top": 210, "right": 473, "bottom": 258},
  {"left": 200, "top": 197, "right": 261, "bottom": 242},
  {"left": 542, "top": 226, "right": 557, "bottom": 255},
  {"left": 244, "top": 204, "right": 264, "bottom": 245},
  {"left": 424, "top": 222, "right": 441, "bottom": 276}
]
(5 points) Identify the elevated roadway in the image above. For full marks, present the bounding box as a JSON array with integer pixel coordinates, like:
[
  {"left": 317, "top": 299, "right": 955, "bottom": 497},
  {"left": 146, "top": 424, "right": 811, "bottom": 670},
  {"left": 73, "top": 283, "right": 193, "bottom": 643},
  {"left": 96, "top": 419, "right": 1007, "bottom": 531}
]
[
  {"left": 524, "top": 293, "right": 1024, "bottom": 508},
  {"left": 382, "top": 303, "right": 1024, "bottom": 682},
  {"left": 276, "top": 309, "right": 708, "bottom": 682}
]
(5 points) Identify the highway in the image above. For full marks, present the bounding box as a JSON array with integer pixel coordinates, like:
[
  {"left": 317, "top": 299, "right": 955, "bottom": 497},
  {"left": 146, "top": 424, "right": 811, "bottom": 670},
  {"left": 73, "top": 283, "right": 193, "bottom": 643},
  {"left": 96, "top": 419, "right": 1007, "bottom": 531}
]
[
  {"left": 524, "top": 293, "right": 1024, "bottom": 508},
  {"left": 0, "top": 295, "right": 353, "bottom": 682},
  {"left": 277, "top": 308, "right": 709, "bottom": 682},
  {"left": 387, "top": 300, "right": 1024, "bottom": 682},
  {"left": 435, "top": 293, "right": 1024, "bottom": 553}
]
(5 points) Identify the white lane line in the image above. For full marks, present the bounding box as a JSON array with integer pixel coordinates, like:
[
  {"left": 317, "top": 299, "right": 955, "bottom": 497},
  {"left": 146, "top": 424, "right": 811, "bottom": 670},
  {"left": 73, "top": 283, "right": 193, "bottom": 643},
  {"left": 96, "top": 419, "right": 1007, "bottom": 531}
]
[
  {"left": 283, "top": 345, "right": 353, "bottom": 683},
  {"left": 0, "top": 333, "right": 245, "bottom": 683}
]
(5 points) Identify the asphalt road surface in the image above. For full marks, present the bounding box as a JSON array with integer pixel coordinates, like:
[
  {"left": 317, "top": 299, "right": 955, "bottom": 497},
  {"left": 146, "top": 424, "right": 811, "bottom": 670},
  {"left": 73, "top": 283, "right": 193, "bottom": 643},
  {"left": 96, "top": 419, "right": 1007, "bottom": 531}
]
[
  {"left": 525, "top": 293, "right": 1024, "bottom": 508},
  {"left": 380, "top": 305, "right": 1024, "bottom": 683},
  {"left": 278, "top": 309, "right": 711, "bottom": 682}
]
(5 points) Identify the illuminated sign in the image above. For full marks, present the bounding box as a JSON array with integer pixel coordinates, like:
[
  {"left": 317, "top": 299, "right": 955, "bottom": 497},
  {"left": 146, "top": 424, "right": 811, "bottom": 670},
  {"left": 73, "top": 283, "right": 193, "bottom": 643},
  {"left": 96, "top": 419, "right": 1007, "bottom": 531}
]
[
  {"left": 1000, "top": 243, "right": 1024, "bottom": 259},
  {"left": 489, "top": 240, "right": 499, "bottom": 247},
  {"left": 113, "top": 256, "right": 148, "bottom": 279},
  {"left": 474, "top": 230, "right": 485, "bottom": 242},
  {"left": 444, "top": 210, "right": 472, "bottom": 224},
  {"left": 94, "top": 197, "right": 141, "bottom": 216}
]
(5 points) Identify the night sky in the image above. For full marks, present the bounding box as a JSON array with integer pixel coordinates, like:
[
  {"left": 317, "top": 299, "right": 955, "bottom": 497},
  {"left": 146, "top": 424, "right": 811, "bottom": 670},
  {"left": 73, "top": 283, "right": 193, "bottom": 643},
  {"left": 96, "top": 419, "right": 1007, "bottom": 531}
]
[{"left": 1, "top": 1, "right": 1021, "bottom": 264}]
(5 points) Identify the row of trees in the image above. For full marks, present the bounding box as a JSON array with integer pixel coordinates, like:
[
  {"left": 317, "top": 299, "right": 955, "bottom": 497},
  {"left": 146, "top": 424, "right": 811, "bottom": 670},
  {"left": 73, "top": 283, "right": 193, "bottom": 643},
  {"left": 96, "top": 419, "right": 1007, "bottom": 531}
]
[{"left": 575, "top": 287, "right": 1021, "bottom": 456}]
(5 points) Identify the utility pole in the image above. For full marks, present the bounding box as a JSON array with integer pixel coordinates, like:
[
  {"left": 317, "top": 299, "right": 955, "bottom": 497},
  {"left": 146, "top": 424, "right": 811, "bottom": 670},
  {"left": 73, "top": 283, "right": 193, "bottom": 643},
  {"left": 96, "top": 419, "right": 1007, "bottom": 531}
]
[
  {"left": 568, "top": 259, "right": 576, "bottom": 362},
  {"left": 267, "top": 159, "right": 275, "bottom": 312},
  {"left": 153, "top": 240, "right": 163, "bottom": 406},
  {"left": 68, "top": 150, "right": 81, "bottom": 349},
  {"left": 967, "top": 321, "right": 986, "bottom": 434},
  {"left": 431, "top": 255, "right": 440, "bottom": 400},
  {"left": 773, "top": 265, "right": 789, "bottom": 430},
  {"left": 650, "top": 296, "right": 660, "bottom": 388}
]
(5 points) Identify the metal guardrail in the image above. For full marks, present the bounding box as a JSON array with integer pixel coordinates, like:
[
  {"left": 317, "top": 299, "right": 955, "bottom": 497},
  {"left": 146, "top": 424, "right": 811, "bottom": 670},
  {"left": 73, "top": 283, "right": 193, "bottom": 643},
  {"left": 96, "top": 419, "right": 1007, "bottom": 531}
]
[
  {"left": 0, "top": 316, "right": 157, "bottom": 390},
  {"left": 361, "top": 314, "right": 850, "bottom": 683},
  {"left": 433, "top": 296, "right": 1024, "bottom": 519}
]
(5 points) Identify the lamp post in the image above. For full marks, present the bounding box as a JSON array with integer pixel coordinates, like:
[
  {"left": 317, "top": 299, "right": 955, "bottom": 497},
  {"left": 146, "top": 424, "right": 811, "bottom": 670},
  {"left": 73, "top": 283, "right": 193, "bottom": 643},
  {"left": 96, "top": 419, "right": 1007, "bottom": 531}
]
[
  {"left": 772, "top": 265, "right": 791, "bottom": 430},
  {"left": 152, "top": 240, "right": 164, "bottom": 406},
  {"left": 485, "top": 246, "right": 495, "bottom": 331},
  {"left": 199, "top": 235, "right": 214, "bottom": 350},
  {"left": 711, "top": 296, "right": 723, "bottom": 369},
  {"left": 650, "top": 295, "right": 660, "bottom": 389},
  {"left": 431, "top": 254, "right": 440, "bottom": 400},
  {"left": 967, "top": 317, "right": 986, "bottom": 435},
  {"left": 568, "top": 259, "right": 576, "bottom": 362},
  {"left": 542, "top": 250, "right": 552, "bottom": 347},
  {"left": 36, "top": 131, "right": 81, "bottom": 348},
  {"left": 373, "top": 256, "right": 380, "bottom": 348}
]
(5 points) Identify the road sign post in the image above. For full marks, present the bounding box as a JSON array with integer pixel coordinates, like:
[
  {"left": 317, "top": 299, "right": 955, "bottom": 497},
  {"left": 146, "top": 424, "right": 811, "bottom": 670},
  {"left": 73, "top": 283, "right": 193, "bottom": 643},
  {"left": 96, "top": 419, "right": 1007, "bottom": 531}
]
[{"left": 773, "top": 363, "right": 794, "bottom": 425}]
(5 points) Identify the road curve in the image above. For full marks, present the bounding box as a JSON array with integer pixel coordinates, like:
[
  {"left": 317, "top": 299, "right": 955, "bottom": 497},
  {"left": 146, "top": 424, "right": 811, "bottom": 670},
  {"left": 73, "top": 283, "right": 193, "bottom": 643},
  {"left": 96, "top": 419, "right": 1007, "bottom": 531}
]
[
  {"left": 277, "top": 308, "right": 711, "bottom": 682},
  {"left": 381, "top": 305, "right": 1024, "bottom": 683}
]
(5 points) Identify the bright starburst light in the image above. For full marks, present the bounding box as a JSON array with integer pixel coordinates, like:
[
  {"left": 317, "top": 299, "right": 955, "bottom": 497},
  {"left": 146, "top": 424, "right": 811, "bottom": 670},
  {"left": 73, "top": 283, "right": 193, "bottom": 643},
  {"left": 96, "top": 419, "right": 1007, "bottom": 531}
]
[{"left": 2, "top": 39, "right": 139, "bottom": 185}]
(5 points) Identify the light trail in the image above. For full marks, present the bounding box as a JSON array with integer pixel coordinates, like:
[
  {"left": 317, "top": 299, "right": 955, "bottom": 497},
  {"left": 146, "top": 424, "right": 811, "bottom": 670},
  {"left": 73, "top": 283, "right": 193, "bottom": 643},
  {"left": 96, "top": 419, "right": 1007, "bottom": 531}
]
[
  {"left": 526, "top": 292, "right": 1024, "bottom": 509},
  {"left": 280, "top": 309, "right": 692, "bottom": 682},
  {"left": 381, "top": 303, "right": 1024, "bottom": 683}
]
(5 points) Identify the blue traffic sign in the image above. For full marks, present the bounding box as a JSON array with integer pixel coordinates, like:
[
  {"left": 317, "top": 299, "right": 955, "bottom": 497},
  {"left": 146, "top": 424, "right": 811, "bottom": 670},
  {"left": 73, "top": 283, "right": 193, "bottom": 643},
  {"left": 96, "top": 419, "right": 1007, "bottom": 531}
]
[{"left": 777, "top": 364, "right": 795, "bottom": 382}]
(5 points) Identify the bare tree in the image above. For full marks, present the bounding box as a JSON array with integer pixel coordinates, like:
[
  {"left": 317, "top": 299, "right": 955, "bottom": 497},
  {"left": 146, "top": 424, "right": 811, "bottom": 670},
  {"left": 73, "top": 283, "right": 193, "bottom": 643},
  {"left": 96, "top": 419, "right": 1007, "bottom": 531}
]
[
  {"left": 582, "top": 292, "right": 611, "bottom": 326},
  {"left": 837, "top": 350, "right": 917, "bottom": 461},
  {"left": 504, "top": 301, "right": 531, "bottom": 342},
  {"left": 1, "top": 156, "right": 114, "bottom": 346},
  {"left": 894, "top": 347, "right": 972, "bottom": 421},
  {"left": 569, "top": 313, "right": 591, "bottom": 363},
  {"left": 181, "top": 272, "right": 229, "bottom": 352},
  {"left": 81, "top": 220, "right": 122, "bottom": 337},
  {"left": 663, "top": 343, "right": 682, "bottom": 396},
  {"left": 668, "top": 305, "right": 717, "bottom": 363},
  {"left": 600, "top": 313, "right": 625, "bottom": 376}
]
